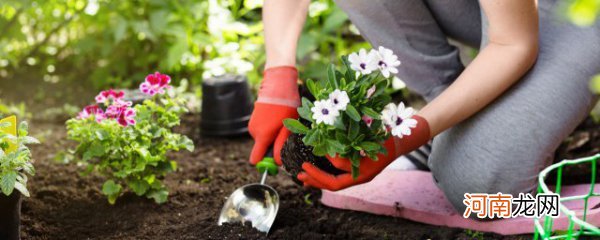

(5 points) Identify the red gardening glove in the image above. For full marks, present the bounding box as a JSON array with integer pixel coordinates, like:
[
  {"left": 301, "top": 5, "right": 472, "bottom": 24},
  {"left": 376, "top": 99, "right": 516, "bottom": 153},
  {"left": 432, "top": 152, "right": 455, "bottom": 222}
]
[
  {"left": 248, "top": 66, "right": 300, "bottom": 165},
  {"left": 297, "top": 115, "right": 431, "bottom": 191}
]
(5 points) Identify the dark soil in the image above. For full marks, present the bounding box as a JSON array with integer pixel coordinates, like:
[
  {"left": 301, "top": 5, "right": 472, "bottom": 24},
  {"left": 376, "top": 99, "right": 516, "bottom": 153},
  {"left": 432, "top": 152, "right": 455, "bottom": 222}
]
[
  {"left": 19, "top": 115, "right": 531, "bottom": 240},
  {"left": 549, "top": 117, "right": 600, "bottom": 185},
  {"left": 281, "top": 133, "right": 345, "bottom": 185}
]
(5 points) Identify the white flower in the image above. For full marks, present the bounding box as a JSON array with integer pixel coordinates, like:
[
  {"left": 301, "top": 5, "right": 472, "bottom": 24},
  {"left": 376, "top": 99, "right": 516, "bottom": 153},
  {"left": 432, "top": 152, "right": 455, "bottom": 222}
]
[
  {"left": 328, "top": 90, "right": 350, "bottom": 111},
  {"left": 348, "top": 49, "right": 377, "bottom": 75},
  {"left": 375, "top": 46, "right": 401, "bottom": 78},
  {"left": 311, "top": 100, "right": 340, "bottom": 125},
  {"left": 381, "top": 102, "right": 417, "bottom": 138}
]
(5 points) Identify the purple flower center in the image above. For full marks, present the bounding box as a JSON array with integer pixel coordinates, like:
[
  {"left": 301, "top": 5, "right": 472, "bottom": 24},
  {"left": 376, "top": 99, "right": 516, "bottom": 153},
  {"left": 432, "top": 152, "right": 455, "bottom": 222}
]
[
  {"left": 379, "top": 61, "right": 387, "bottom": 68},
  {"left": 395, "top": 117, "right": 403, "bottom": 126},
  {"left": 360, "top": 63, "right": 366, "bottom": 69},
  {"left": 322, "top": 109, "right": 329, "bottom": 115},
  {"left": 333, "top": 98, "right": 339, "bottom": 104}
]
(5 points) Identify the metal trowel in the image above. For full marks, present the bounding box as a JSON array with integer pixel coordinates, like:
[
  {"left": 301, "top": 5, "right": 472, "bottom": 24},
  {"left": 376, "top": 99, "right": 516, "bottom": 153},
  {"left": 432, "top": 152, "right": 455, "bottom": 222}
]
[{"left": 218, "top": 148, "right": 279, "bottom": 234}]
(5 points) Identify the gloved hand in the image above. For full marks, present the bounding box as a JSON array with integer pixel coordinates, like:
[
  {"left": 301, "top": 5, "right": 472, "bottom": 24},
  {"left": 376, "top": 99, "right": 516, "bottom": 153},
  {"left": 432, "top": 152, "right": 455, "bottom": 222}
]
[
  {"left": 297, "top": 115, "right": 430, "bottom": 191},
  {"left": 248, "top": 66, "right": 300, "bottom": 165}
]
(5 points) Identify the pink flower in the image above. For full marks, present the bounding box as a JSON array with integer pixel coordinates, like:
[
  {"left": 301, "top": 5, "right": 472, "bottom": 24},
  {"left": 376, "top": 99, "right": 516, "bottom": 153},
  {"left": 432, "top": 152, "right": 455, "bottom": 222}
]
[
  {"left": 78, "top": 104, "right": 106, "bottom": 122},
  {"left": 140, "top": 72, "right": 171, "bottom": 96},
  {"left": 362, "top": 115, "right": 373, "bottom": 127},
  {"left": 95, "top": 89, "right": 125, "bottom": 104},
  {"left": 113, "top": 99, "right": 133, "bottom": 107},
  {"left": 117, "top": 108, "right": 136, "bottom": 127},
  {"left": 104, "top": 105, "right": 136, "bottom": 127},
  {"left": 104, "top": 105, "right": 122, "bottom": 119}
]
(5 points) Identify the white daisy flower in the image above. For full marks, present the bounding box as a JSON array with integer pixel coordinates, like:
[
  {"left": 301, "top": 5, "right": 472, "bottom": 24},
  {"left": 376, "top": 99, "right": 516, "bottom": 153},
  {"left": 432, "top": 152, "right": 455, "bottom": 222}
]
[
  {"left": 311, "top": 100, "right": 340, "bottom": 125},
  {"left": 375, "top": 46, "right": 401, "bottom": 78},
  {"left": 328, "top": 89, "right": 350, "bottom": 111},
  {"left": 381, "top": 102, "right": 417, "bottom": 138},
  {"left": 348, "top": 48, "right": 377, "bottom": 75}
]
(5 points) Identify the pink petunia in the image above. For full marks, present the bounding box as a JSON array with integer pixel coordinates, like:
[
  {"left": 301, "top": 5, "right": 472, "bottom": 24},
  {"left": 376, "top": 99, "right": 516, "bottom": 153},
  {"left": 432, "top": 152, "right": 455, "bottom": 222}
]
[
  {"left": 95, "top": 89, "right": 125, "bottom": 104},
  {"left": 140, "top": 72, "right": 171, "bottom": 96},
  {"left": 78, "top": 104, "right": 106, "bottom": 122}
]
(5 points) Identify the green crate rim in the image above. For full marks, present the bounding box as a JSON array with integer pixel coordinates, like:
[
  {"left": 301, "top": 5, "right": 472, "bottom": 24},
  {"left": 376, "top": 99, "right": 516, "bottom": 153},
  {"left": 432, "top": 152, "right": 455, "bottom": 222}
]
[{"left": 534, "top": 154, "right": 600, "bottom": 239}]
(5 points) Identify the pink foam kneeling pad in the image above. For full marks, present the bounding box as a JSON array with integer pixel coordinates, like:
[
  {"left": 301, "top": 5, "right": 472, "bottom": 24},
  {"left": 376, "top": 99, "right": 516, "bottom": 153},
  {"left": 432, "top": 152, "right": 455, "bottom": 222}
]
[{"left": 320, "top": 170, "right": 600, "bottom": 235}]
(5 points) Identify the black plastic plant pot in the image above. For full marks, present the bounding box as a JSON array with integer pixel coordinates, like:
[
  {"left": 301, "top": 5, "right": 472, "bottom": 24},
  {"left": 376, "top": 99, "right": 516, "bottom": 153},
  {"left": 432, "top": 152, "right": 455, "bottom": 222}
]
[
  {"left": 281, "top": 132, "right": 346, "bottom": 185},
  {"left": 120, "top": 89, "right": 151, "bottom": 106},
  {"left": 0, "top": 192, "right": 21, "bottom": 240},
  {"left": 200, "top": 75, "right": 254, "bottom": 137}
]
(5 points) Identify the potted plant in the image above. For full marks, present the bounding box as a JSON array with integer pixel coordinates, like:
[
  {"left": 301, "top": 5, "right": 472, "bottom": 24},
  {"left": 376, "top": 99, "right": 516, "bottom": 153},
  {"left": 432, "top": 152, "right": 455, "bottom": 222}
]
[
  {"left": 65, "top": 72, "right": 194, "bottom": 204},
  {"left": 281, "top": 47, "right": 409, "bottom": 180},
  {"left": 0, "top": 116, "right": 39, "bottom": 240}
]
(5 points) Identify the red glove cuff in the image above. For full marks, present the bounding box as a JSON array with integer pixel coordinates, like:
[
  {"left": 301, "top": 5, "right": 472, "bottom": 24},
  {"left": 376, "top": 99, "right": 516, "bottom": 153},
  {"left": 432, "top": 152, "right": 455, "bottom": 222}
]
[
  {"left": 257, "top": 66, "right": 300, "bottom": 107},
  {"left": 391, "top": 115, "right": 431, "bottom": 157}
]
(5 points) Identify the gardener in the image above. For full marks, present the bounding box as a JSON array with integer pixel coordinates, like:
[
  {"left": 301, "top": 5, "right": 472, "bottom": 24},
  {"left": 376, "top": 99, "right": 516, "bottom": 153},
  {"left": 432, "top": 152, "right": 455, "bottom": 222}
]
[{"left": 248, "top": 0, "right": 599, "bottom": 216}]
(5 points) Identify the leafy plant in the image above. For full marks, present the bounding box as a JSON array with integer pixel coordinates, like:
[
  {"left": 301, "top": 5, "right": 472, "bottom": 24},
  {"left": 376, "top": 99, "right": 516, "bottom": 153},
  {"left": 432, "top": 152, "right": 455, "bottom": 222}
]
[
  {"left": 283, "top": 47, "right": 415, "bottom": 177},
  {"left": 65, "top": 73, "right": 194, "bottom": 204},
  {"left": 0, "top": 120, "right": 39, "bottom": 197}
]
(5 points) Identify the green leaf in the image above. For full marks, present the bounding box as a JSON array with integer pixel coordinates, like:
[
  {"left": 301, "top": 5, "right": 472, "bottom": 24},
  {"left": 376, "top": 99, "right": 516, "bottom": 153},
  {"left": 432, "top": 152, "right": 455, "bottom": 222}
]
[
  {"left": 360, "top": 142, "right": 381, "bottom": 151},
  {"left": 20, "top": 136, "right": 40, "bottom": 145},
  {"left": 306, "top": 79, "right": 319, "bottom": 98},
  {"left": 0, "top": 172, "right": 17, "bottom": 196},
  {"left": 327, "top": 64, "right": 339, "bottom": 89},
  {"left": 18, "top": 121, "right": 28, "bottom": 137},
  {"left": 372, "top": 80, "right": 389, "bottom": 98},
  {"left": 327, "top": 139, "right": 346, "bottom": 153},
  {"left": 14, "top": 182, "right": 29, "bottom": 197},
  {"left": 178, "top": 136, "right": 195, "bottom": 152},
  {"left": 83, "top": 142, "right": 106, "bottom": 161},
  {"left": 303, "top": 130, "right": 318, "bottom": 146},
  {"left": 95, "top": 129, "right": 109, "bottom": 140},
  {"left": 102, "top": 180, "right": 122, "bottom": 196},
  {"left": 348, "top": 120, "right": 359, "bottom": 139},
  {"left": 333, "top": 117, "right": 346, "bottom": 130},
  {"left": 298, "top": 98, "right": 313, "bottom": 122},
  {"left": 312, "top": 143, "right": 328, "bottom": 156},
  {"left": 283, "top": 119, "right": 309, "bottom": 134},
  {"left": 129, "top": 179, "right": 150, "bottom": 196},
  {"left": 148, "top": 189, "right": 169, "bottom": 204},
  {"left": 361, "top": 107, "right": 380, "bottom": 120},
  {"left": 345, "top": 105, "right": 361, "bottom": 121}
]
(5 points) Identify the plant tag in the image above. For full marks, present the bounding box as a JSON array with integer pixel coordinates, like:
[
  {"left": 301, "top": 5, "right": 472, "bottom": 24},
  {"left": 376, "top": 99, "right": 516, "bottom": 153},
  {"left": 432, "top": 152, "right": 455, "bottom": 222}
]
[{"left": 0, "top": 115, "right": 17, "bottom": 153}]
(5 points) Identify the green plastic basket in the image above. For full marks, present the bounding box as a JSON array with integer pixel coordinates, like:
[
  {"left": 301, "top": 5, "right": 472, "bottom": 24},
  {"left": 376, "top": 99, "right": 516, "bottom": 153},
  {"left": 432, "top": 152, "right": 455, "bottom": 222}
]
[{"left": 534, "top": 154, "right": 600, "bottom": 239}]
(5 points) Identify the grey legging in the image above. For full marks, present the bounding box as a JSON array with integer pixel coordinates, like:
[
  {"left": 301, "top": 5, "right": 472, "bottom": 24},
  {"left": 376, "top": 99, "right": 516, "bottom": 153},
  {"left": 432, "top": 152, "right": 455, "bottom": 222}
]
[{"left": 335, "top": 0, "right": 600, "bottom": 215}]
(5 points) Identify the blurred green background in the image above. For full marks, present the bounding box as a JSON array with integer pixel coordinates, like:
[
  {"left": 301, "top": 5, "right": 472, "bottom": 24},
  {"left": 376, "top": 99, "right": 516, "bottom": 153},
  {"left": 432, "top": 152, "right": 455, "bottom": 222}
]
[
  {"left": 0, "top": 0, "right": 599, "bottom": 120},
  {"left": 0, "top": 0, "right": 367, "bottom": 100}
]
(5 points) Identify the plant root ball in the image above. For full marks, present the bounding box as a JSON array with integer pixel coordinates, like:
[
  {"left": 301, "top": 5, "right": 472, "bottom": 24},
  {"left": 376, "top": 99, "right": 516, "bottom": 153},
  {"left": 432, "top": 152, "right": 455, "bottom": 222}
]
[{"left": 281, "top": 133, "right": 346, "bottom": 185}]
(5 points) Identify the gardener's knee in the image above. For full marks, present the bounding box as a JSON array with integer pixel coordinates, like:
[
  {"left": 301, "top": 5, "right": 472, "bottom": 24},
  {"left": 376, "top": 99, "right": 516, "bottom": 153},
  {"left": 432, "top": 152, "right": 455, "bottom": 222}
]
[{"left": 428, "top": 132, "right": 549, "bottom": 219}]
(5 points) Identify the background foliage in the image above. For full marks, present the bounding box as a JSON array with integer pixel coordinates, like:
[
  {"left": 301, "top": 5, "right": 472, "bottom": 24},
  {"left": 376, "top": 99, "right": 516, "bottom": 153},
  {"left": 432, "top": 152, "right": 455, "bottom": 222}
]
[{"left": 0, "top": 0, "right": 367, "bottom": 91}]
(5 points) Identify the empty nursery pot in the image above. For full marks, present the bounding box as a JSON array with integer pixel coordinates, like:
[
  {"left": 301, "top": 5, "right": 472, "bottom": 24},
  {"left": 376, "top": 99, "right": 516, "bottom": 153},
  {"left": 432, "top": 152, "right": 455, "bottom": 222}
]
[
  {"left": 200, "top": 75, "right": 254, "bottom": 136},
  {"left": 0, "top": 192, "right": 21, "bottom": 240}
]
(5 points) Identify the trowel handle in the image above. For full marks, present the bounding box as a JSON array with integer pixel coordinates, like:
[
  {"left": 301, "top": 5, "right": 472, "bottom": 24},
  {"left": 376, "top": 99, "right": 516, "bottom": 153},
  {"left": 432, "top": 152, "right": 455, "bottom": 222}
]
[{"left": 256, "top": 147, "right": 278, "bottom": 176}]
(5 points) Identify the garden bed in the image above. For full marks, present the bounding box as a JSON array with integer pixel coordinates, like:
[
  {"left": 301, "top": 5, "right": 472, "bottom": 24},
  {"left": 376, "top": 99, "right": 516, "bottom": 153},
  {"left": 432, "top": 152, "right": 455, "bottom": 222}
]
[{"left": 15, "top": 115, "right": 536, "bottom": 240}]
